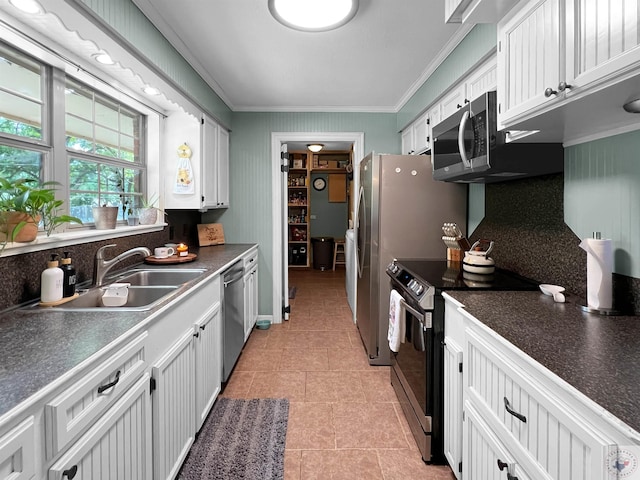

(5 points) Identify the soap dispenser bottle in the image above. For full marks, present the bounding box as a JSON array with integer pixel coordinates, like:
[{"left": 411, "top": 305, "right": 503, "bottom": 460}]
[
  {"left": 59, "top": 251, "right": 77, "bottom": 298},
  {"left": 41, "top": 253, "right": 63, "bottom": 303}
]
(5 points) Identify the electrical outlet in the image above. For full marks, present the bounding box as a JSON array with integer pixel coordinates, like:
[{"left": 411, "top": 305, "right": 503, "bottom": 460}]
[{"left": 310, "top": 215, "right": 317, "bottom": 219}]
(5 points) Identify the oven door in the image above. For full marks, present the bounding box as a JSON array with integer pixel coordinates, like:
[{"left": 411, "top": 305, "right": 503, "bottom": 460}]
[{"left": 393, "top": 295, "right": 432, "bottom": 431}]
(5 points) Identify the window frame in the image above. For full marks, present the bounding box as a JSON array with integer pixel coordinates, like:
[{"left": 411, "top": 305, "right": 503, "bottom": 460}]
[{"left": 0, "top": 39, "right": 163, "bottom": 257}]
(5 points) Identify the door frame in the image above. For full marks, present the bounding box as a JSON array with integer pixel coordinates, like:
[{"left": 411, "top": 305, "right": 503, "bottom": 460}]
[{"left": 271, "top": 132, "right": 365, "bottom": 323}]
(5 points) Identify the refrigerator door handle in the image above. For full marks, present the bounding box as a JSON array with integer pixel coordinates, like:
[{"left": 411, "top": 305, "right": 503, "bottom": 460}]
[{"left": 356, "top": 185, "right": 366, "bottom": 278}]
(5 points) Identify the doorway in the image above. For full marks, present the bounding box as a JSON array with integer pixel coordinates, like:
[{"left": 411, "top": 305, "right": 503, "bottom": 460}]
[{"left": 271, "top": 132, "right": 365, "bottom": 323}]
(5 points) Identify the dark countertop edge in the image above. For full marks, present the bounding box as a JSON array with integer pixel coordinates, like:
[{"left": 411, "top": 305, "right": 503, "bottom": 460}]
[
  {"left": 0, "top": 243, "right": 257, "bottom": 425},
  {"left": 445, "top": 291, "right": 640, "bottom": 441}
]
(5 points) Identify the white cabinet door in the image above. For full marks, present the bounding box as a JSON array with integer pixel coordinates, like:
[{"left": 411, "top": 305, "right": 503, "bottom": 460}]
[
  {"left": 463, "top": 402, "right": 532, "bottom": 480},
  {"left": 401, "top": 128, "right": 414, "bottom": 155},
  {"left": 48, "top": 374, "right": 152, "bottom": 480},
  {"left": 440, "top": 83, "right": 468, "bottom": 120},
  {"left": 465, "top": 57, "right": 497, "bottom": 102},
  {"left": 413, "top": 112, "right": 430, "bottom": 154},
  {"left": 152, "top": 329, "right": 195, "bottom": 480},
  {"left": 444, "top": 338, "right": 463, "bottom": 479},
  {"left": 201, "top": 115, "right": 219, "bottom": 210},
  {"left": 0, "top": 418, "right": 35, "bottom": 480},
  {"left": 497, "top": 0, "right": 562, "bottom": 123},
  {"left": 567, "top": 0, "right": 640, "bottom": 91},
  {"left": 194, "top": 300, "right": 222, "bottom": 431},
  {"left": 243, "top": 264, "right": 258, "bottom": 341},
  {"left": 216, "top": 127, "right": 230, "bottom": 208}
]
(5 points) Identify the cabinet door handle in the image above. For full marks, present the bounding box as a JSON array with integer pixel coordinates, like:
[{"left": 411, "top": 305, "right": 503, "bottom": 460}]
[
  {"left": 63, "top": 465, "right": 78, "bottom": 479},
  {"left": 504, "top": 397, "right": 527, "bottom": 423},
  {"left": 507, "top": 474, "right": 519, "bottom": 480},
  {"left": 200, "top": 324, "right": 206, "bottom": 330},
  {"left": 558, "top": 81, "right": 573, "bottom": 92},
  {"left": 193, "top": 331, "right": 200, "bottom": 338},
  {"left": 544, "top": 87, "right": 557, "bottom": 97},
  {"left": 497, "top": 459, "right": 508, "bottom": 471},
  {"left": 97, "top": 370, "right": 121, "bottom": 394}
]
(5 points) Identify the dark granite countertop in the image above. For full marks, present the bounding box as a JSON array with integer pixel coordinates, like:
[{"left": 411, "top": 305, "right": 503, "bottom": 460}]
[
  {"left": 446, "top": 290, "right": 640, "bottom": 435},
  {"left": 0, "top": 244, "right": 257, "bottom": 420}
]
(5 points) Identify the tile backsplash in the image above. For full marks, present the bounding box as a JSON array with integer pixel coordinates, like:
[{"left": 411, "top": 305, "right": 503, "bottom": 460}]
[
  {"left": 470, "top": 174, "right": 640, "bottom": 315},
  {"left": 0, "top": 228, "right": 170, "bottom": 311}
]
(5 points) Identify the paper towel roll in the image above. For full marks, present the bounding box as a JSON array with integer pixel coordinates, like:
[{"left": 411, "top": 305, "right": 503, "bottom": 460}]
[{"left": 579, "top": 237, "right": 613, "bottom": 309}]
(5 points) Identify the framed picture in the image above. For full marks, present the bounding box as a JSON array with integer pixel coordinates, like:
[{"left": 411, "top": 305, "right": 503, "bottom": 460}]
[{"left": 293, "top": 159, "right": 304, "bottom": 169}]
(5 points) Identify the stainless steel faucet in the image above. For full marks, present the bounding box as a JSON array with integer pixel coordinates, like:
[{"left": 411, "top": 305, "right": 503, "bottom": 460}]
[{"left": 93, "top": 244, "right": 152, "bottom": 286}]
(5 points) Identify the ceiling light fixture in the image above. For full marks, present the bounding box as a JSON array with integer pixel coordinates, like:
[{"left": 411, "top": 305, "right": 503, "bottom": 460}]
[
  {"left": 307, "top": 144, "right": 324, "bottom": 153},
  {"left": 93, "top": 53, "right": 115, "bottom": 65},
  {"left": 9, "top": 0, "right": 43, "bottom": 14},
  {"left": 268, "top": 0, "right": 358, "bottom": 32},
  {"left": 623, "top": 98, "right": 640, "bottom": 113},
  {"left": 143, "top": 86, "right": 160, "bottom": 96}
]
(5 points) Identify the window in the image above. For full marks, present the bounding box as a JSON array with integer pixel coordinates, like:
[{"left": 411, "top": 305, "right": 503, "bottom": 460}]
[
  {"left": 0, "top": 42, "right": 47, "bottom": 183},
  {"left": 65, "top": 78, "right": 145, "bottom": 223},
  {"left": 0, "top": 40, "right": 148, "bottom": 230}
]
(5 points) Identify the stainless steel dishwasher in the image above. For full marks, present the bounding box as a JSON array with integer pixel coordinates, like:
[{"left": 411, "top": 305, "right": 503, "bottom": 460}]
[{"left": 222, "top": 261, "right": 244, "bottom": 382}]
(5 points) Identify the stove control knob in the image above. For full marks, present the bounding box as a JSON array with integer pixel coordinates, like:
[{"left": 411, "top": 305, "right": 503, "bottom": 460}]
[
  {"left": 388, "top": 263, "right": 399, "bottom": 274},
  {"left": 408, "top": 279, "right": 416, "bottom": 289},
  {"left": 415, "top": 284, "right": 424, "bottom": 295}
]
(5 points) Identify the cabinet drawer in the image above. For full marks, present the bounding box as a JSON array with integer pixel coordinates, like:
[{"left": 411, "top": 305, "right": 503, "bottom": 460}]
[
  {"left": 0, "top": 417, "right": 35, "bottom": 480},
  {"left": 466, "top": 327, "right": 615, "bottom": 480},
  {"left": 464, "top": 402, "right": 532, "bottom": 480},
  {"left": 243, "top": 248, "right": 258, "bottom": 271},
  {"left": 45, "top": 332, "right": 148, "bottom": 458}
]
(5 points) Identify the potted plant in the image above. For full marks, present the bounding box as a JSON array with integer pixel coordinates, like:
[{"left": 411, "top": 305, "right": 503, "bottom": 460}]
[
  {"left": 0, "top": 177, "right": 83, "bottom": 246},
  {"left": 137, "top": 194, "right": 161, "bottom": 225},
  {"left": 91, "top": 203, "right": 119, "bottom": 230}
]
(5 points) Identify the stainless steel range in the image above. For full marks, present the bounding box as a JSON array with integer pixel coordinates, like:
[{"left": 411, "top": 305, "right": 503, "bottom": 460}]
[{"left": 385, "top": 259, "right": 539, "bottom": 464}]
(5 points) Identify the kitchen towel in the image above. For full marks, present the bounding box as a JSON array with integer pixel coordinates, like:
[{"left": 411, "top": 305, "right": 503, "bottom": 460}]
[
  {"left": 388, "top": 289, "right": 405, "bottom": 353},
  {"left": 579, "top": 237, "right": 613, "bottom": 309}
]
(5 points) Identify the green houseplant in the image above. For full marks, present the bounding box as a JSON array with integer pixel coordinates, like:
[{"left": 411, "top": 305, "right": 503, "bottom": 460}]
[{"left": 0, "top": 177, "right": 83, "bottom": 247}]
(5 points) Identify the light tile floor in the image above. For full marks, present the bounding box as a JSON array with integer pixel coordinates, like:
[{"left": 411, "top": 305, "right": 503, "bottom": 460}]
[{"left": 221, "top": 268, "right": 455, "bottom": 480}]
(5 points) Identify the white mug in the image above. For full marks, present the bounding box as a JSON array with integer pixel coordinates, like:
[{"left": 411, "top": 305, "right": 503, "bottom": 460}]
[{"left": 154, "top": 246, "right": 175, "bottom": 258}]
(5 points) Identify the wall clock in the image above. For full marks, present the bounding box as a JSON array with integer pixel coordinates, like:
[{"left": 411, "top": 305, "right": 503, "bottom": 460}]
[{"left": 313, "top": 177, "right": 326, "bottom": 191}]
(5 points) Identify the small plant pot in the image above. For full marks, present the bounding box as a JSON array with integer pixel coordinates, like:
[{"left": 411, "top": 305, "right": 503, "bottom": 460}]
[
  {"left": 138, "top": 207, "right": 158, "bottom": 225},
  {"left": 92, "top": 206, "right": 118, "bottom": 230},
  {"left": 127, "top": 216, "right": 139, "bottom": 226},
  {"left": 1, "top": 212, "right": 41, "bottom": 242}
]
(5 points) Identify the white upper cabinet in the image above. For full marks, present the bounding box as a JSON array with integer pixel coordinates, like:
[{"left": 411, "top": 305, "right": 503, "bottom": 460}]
[
  {"left": 497, "top": 0, "right": 562, "bottom": 123},
  {"left": 498, "top": 0, "right": 640, "bottom": 134},
  {"left": 164, "top": 111, "right": 229, "bottom": 211}
]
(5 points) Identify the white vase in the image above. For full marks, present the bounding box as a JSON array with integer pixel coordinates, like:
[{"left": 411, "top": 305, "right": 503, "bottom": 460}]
[{"left": 138, "top": 207, "right": 158, "bottom": 225}]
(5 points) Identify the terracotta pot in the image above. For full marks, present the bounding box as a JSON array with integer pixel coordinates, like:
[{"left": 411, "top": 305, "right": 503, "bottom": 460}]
[{"left": 1, "top": 212, "right": 41, "bottom": 242}]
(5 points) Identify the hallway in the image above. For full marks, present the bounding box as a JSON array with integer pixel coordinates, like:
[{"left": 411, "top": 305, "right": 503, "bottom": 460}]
[{"left": 221, "top": 268, "right": 455, "bottom": 479}]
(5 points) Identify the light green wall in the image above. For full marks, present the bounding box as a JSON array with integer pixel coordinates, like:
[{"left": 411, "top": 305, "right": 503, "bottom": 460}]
[
  {"left": 565, "top": 131, "right": 640, "bottom": 278},
  {"left": 310, "top": 172, "right": 349, "bottom": 239},
  {"left": 74, "top": 0, "right": 232, "bottom": 127},
  {"left": 397, "top": 24, "right": 497, "bottom": 131},
  {"left": 202, "top": 112, "right": 399, "bottom": 314}
]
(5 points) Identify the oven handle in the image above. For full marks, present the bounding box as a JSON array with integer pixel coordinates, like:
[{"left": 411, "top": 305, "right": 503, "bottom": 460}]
[{"left": 399, "top": 298, "right": 432, "bottom": 330}]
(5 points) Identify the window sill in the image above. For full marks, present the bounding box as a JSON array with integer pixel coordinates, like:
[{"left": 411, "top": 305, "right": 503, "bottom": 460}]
[{"left": 1, "top": 224, "right": 166, "bottom": 258}]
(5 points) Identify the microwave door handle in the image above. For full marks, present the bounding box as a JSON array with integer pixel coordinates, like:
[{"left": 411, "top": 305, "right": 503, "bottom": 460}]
[{"left": 458, "top": 110, "right": 472, "bottom": 169}]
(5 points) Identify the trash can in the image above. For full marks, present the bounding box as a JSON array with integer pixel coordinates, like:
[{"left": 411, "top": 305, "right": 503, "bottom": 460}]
[{"left": 311, "top": 237, "right": 334, "bottom": 271}]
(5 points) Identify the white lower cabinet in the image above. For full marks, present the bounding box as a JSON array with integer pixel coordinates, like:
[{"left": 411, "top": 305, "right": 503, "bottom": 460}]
[
  {"left": 0, "top": 417, "right": 35, "bottom": 480},
  {"left": 194, "top": 300, "right": 222, "bottom": 431},
  {"left": 243, "top": 248, "right": 259, "bottom": 341},
  {"left": 444, "top": 338, "right": 463, "bottom": 478},
  {"left": 151, "top": 329, "right": 195, "bottom": 480},
  {"left": 48, "top": 373, "right": 152, "bottom": 480}
]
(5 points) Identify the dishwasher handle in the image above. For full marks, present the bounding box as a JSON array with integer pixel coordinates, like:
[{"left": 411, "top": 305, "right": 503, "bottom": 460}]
[{"left": 223, "top": 269, "right": 244, "bottom": 287}]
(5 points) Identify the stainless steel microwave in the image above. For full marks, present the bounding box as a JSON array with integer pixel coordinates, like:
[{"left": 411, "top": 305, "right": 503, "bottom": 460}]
[{"left": 431, "top": 91, "right": 563, "bottom": 183}]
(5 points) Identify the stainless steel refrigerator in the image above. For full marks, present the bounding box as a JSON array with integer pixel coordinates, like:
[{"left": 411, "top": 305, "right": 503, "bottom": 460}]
[{"left": 355, "top": 152, "right": 467, "bottom": 365}]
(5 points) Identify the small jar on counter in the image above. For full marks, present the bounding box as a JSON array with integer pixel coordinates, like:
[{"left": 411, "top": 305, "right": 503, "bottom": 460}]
[{"left": 177, "top": 243, "right": 189, "bottom": 257}]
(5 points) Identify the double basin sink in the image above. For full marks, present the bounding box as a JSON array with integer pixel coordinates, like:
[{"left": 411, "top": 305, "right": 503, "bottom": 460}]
[{"left": 29, "top": 268, "right": 206, "bottom": 312}]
